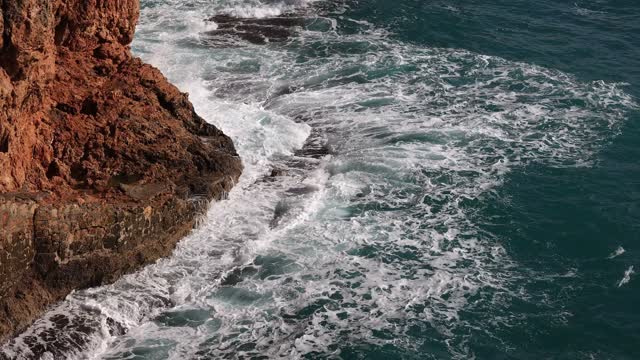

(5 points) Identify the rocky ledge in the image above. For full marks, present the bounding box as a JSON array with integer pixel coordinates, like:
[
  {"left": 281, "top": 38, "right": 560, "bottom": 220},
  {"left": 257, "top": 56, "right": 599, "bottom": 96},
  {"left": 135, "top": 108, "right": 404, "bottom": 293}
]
[{"left": 0, "top": 0, "right": 242, "bottom": 342}]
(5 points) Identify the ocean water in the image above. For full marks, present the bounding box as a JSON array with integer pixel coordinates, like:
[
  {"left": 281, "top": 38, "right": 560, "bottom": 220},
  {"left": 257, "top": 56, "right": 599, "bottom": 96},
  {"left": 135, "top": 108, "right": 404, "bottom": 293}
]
[{"left": 2, "top": 0, "right": 639, "bottom": 359}]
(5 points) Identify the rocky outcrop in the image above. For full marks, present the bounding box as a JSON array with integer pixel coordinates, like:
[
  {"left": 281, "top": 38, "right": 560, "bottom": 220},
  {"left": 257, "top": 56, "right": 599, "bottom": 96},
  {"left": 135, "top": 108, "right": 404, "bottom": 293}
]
[
  {"left": 0, "top": 0, "right": 242, "bottom": 342},
  {"left": 205, "top": 14, "right": 304, "bottom": 44}
]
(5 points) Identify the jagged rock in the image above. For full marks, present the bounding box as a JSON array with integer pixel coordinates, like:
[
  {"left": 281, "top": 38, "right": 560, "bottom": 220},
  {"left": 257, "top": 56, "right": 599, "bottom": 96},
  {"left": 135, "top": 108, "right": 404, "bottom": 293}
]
[
  {"left": 0, "top": 0, "right": 242, "bottom": 342},
  {"left": 205, "top": 14, "right": 305, "bottom": 45}
]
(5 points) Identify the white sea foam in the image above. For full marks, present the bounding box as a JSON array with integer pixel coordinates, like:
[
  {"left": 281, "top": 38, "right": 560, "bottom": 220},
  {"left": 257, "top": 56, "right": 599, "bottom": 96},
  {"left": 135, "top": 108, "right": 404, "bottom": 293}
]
[
  {"left": 108, "top": 25, "right": 638, "bottom": 355},
  {"left": 608, "top": 246, "right": 626, "bottom": 259},
  {"left": 1, "top": 0, "right": 637, "bottom": 359},
  {"left": 617, "top": 266, "right": 635, "bottom": 287},
  {"left": 573, "top": 2, "right": 606, "bottom": 17}
]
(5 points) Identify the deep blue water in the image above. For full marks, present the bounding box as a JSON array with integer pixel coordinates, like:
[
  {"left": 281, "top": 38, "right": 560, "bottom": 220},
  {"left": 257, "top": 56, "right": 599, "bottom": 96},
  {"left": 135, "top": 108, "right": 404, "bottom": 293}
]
[
  {"left": 370, "top": 1, "right": 640, "bottom": 357},
  {"left": 349, "top": 1, "right": 640, "bottom": 89},
  {"left": 2, "top": 0, "right": 639, "bottom": 359}
]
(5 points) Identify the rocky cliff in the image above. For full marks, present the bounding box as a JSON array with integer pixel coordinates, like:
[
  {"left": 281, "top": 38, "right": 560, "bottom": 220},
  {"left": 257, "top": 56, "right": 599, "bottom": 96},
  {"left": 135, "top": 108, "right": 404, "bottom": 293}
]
[{"left": 0, "top": 0, "right": 242, "bottom": 342}]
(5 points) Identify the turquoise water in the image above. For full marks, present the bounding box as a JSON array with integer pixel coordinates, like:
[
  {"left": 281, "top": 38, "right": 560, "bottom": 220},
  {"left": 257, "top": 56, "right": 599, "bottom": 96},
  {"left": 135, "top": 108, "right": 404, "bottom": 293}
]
[{"left": 2, "top": 0, "right": 639, "bottom": 359}]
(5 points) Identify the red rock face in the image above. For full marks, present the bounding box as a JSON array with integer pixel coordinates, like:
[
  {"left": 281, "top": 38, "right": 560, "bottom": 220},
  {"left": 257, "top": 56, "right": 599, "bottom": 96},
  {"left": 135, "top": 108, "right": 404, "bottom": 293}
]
[{"left": 0, "top": 0, "right": 242, "bottom": 342}]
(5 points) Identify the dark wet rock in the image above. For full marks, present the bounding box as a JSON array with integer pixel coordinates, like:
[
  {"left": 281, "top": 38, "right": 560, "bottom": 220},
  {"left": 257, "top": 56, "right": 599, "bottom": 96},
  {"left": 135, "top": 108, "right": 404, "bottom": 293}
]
[
  {"left": 294, "top": 145, "right": 331, "bottom": 159},
  {"left": 220, "top": 266, "right": 259, "bottom": 286},
  {"left": 106, "top": 317, "right": 127, "bottom": 336},
  {"left": 204, "top": 14, "right": 305, "bottom": 45},
  {"left": 279, "top": 129, "right": 331, "bottom": 172},
  {"left": 0, "top": 311, "right": 100, "bottom": 359},
  {"left": 294, "top": 130, "right": 332, "bottom": 159},
  {"left": 270, "top": 168, "right": 288, "bottom": 177},
  {"left": 211, "top": 15, "right": 305, "bottom": 28},
  {"left": 285, "top": 185, "right": 319, "bottom": 196},
  {"left": 270, "top": 200, "right": 291, "bottom": 229}
]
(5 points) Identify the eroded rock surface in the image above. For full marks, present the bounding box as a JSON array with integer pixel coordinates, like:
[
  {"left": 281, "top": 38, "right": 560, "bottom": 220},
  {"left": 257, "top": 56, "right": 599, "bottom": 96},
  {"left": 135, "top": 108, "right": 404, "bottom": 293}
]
[
  {"left": 205, "top": 14, "right": 305, "bottom": 45},
  {"left": 0, "top": 0, "right": 242, "bottom": 342}
]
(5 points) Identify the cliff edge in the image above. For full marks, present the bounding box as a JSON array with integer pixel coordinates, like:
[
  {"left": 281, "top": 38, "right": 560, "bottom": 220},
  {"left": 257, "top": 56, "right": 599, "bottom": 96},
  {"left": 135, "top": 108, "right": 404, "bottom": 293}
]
[{"left": 0, "top": 0, "right": 242, "bottom": 342}]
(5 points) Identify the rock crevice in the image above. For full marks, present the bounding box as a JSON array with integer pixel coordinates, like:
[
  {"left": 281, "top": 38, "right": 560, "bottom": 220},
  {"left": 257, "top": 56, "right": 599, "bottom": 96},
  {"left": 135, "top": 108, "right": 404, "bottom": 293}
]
[{"left": 0, "top": 0, "right": 242, "bottom": 342}]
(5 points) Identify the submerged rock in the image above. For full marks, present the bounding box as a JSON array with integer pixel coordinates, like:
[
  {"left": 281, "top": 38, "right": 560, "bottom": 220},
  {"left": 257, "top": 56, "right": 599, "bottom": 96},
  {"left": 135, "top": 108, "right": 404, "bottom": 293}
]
[
  {"left": 0, "top": 0, "right": 242, "bottom": 343},
  {"left": 205, "top": 14, "right": 305, "bottom": 45}
]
